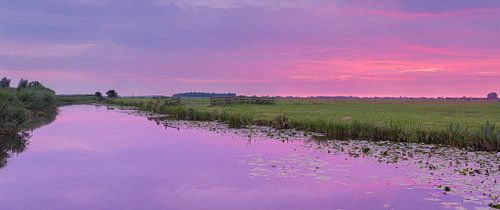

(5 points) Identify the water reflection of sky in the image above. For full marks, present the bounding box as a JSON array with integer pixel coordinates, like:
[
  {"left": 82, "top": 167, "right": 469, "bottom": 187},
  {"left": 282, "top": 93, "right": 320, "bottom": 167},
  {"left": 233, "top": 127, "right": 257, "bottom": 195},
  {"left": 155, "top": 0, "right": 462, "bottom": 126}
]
[{"left": 0, "top": 105, "right": 495, "bottom": 210}]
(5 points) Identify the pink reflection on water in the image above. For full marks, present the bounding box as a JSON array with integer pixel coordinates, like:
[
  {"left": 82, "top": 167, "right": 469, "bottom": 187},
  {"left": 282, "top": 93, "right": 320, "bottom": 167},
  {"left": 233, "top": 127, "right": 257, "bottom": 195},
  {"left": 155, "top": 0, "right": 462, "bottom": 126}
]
[{"left": 0, "top": 105, "right": 487, "bottom": 210}]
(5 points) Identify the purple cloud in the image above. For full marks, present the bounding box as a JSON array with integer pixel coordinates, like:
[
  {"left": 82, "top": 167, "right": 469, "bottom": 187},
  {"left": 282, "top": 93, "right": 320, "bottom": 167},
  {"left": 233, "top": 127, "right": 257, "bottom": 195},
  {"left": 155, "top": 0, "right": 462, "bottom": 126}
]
[{"left": 0, "top": 0, "right": 498, "bottom": 96}]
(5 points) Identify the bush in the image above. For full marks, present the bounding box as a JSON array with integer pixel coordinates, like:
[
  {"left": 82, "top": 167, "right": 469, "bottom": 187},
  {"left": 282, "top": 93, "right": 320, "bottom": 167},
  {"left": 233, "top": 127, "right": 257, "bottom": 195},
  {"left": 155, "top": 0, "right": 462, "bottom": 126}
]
[
  {"left": 0, "top": 91, "right": 27, "bottom": 128},
  {"left": 0, "top": 79, "right": 58, "bottom": 169},
  {"left": 0, "top": 86, "right": 57, "bottom": 129},
  {"left": 0, "top": 77, "right": 11, "bottom": 88}
]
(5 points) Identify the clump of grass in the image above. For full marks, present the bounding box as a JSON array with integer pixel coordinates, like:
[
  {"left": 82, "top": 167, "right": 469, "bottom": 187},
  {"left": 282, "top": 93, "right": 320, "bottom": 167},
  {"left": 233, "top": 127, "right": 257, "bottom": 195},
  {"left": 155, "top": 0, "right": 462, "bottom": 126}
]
[
  {"left": 272, "top": 114, "right": 289, "bottom": 129},
  {"left": 362, "top": 147, "right": 371, "bottom": 155},
  {"left": 489, "top": 203, "right": 500, "bottom": 209},
  {"left": 227, "top": 114, "right": 253, "bottom": 128},
  {"left": 474, "top": 121, "right": 499, "bottom": 151}
]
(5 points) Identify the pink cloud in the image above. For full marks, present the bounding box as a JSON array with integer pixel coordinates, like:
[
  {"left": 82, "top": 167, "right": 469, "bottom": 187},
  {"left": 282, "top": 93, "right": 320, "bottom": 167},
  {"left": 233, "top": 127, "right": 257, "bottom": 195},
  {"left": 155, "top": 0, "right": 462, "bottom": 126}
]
[{"left": 1, "top": 0, "right": 499, "bottom": 97}]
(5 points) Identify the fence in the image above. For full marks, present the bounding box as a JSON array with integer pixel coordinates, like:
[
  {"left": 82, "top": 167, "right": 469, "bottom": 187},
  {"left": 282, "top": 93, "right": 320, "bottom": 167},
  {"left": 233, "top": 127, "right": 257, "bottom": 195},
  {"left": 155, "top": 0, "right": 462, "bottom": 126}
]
[{"left": 209, "top": 96, "right": 275, "bottom": 106}]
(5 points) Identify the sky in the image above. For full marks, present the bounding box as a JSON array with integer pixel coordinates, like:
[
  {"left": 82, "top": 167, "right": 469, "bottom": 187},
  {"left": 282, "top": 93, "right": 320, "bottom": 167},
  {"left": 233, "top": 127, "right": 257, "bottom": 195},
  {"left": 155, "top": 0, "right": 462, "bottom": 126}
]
[{"left": 0, "top": 0, "right": 499, "bottom": 97}]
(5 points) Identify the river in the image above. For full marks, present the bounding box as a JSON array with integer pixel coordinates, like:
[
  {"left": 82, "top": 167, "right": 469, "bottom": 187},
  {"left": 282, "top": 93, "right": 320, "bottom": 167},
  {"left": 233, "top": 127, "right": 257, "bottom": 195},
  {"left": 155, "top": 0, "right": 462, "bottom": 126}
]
[{"left": 0, "top": 105, "right": 497, "bottom": 210}]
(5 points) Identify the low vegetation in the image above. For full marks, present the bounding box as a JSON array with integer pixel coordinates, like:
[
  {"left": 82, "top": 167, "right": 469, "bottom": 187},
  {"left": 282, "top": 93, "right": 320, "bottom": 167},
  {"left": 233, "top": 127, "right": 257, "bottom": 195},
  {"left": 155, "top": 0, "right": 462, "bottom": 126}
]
[
  {"left": 4, "top": 75, "right": 497, "bottom": 151},
  {"left": 173, "top": 92, "right": 236, "bottom": 98},
  {"left": 56, "top": 90, "right": 114, "bottom": 105},
  {"left": 0, "top": 78, "right": 59, "bottom": 168},
  {"left": 106, "top": 97, "right": 500, "bottom": 151},
  {"left": 57, "top": 94, "right": 101, "bottom": 105},
  {"left": 0, "top": 80, "right": 57, "bottom": 129}
]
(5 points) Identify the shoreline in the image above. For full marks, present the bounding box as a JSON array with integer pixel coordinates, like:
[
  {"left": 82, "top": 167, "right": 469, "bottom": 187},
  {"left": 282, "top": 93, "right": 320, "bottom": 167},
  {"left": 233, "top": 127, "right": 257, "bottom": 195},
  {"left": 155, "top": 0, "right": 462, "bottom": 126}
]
[
  {"left": 104, "top": 99, "right": 500, "bottom": 151},
  {"left": 107, "top": 104, "right": 500, "bottom": 208}
]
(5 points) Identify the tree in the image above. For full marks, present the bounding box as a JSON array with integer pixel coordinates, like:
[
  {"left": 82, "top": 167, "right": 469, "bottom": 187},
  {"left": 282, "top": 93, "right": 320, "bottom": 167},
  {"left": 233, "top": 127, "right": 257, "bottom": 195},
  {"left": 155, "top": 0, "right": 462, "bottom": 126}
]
[
  {"left": 106, "top": 90, "right": 118, "bottom": 98},
  {"left": 0, "top": 77, "right": 11, "bottom": 88},
  {"left": 95, "top": 92, "right": 104, "bottom": 101},
  {"left": 17, "top": 79, "right": 28, "bottom": 89},
  {"left": 487, "top": 92, "right": 498, "bottom": 100},
  {"left": 28, "top": 81, "right": 42, "bottom": 88}
]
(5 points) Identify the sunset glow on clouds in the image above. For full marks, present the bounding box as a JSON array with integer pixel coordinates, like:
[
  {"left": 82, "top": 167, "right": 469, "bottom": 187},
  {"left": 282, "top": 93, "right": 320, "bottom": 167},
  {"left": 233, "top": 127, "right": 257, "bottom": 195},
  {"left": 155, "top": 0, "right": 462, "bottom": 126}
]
[{"left": 0, "top": 0, "right": 499, "bottom": 96}]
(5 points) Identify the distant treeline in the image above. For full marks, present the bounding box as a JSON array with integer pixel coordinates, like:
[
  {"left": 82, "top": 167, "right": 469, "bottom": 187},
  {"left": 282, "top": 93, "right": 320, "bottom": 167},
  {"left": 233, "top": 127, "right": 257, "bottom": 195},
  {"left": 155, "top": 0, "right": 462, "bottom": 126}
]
[
  {"left": 57, "top": 90, "right": 119, "bottom": 105},
  {"left": 172, "top": 92, "right": 236, "bottom": 98}
]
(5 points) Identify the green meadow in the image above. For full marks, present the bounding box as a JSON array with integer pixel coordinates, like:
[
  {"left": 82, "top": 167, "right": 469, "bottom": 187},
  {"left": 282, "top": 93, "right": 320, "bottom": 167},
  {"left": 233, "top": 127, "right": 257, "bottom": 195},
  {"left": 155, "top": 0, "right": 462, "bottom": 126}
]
[
  {"left": 107, "top": 98, "right": 500, "bottom": 151},
  {"left": 194, "top": 99, "right": 500, "bottom": 130}
]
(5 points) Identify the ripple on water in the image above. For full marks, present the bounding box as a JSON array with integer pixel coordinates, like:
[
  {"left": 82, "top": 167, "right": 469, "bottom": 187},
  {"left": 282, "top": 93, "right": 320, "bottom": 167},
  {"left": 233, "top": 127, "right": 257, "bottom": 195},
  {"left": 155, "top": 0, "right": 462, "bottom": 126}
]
[{"left": 133, "top": 109, "right": 500, "bottom": 209}]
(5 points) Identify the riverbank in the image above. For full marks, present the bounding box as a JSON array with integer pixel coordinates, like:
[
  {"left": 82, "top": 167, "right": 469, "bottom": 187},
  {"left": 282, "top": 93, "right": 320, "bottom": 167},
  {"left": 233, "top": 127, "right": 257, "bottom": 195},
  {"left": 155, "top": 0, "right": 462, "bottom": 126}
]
[
  {"left": 0, "top": 87, "right": 58, "bottom": 130},
  {"left": 0, "top": 86, "right": 58, "bottom": 167},
  {"left": 56, "top": 94, "right": 101, "bottom": 105},
  {"left": 106, "top": 98, "right": 500, "bottom": 151},
  {"left": 2, "top": 104, "right": 497, "bottom": 210}
]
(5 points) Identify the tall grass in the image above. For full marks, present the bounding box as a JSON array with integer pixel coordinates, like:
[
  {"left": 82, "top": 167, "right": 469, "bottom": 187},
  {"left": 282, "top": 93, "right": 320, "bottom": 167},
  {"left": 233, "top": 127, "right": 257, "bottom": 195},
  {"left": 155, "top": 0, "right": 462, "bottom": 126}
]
[
  {"left": 57, "top": 94, "right": 100, "bottom": 105},
  {"left": 106, "top": 98, "right": 500, "bottom": 151},
  {"left": 0, "top": 87, "right": 58, "bottom": 168},
  {"left": 1, "top": 88, "right": 57, "bottom": 129}
]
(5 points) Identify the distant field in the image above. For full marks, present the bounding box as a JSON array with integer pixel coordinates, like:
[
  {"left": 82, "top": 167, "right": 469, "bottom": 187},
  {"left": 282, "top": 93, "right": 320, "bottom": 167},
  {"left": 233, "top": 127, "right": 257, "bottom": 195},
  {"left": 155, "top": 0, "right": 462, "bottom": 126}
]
[
  {"left": 113, "top": 98, "right": 500, "bottom": 130},
  {"left": 205, "top": 99, "right": 500, "bottom": 130},
  {"left": 107, "top": 97, "right": 500, "bottom": 151},
  {"left": 56, "top": 94, "right": 101, "bottom": 105}
]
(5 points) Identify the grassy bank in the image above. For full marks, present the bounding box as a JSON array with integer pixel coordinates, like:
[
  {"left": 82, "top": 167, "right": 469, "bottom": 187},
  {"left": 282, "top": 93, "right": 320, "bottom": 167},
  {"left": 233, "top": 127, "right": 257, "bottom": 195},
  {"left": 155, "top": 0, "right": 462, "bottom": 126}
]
[
  {"left": 57, "top": 94, "right": 101, "bottom": 105},
  {"left": 0, "top": 85, "right": 58, "bottom": 168},
  {"left": 0, "top": 87, "right": 58, "bottom": 129},
  {"left": 106, "top": 98, "right": 500, "bottom": 151}
]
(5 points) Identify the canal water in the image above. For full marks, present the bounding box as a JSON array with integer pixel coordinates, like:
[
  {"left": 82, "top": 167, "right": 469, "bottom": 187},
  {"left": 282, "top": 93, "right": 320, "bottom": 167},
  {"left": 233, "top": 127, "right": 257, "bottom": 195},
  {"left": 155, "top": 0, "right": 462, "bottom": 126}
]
[{"left": 0, "top": 105, "right": 497, "bottom": 210}]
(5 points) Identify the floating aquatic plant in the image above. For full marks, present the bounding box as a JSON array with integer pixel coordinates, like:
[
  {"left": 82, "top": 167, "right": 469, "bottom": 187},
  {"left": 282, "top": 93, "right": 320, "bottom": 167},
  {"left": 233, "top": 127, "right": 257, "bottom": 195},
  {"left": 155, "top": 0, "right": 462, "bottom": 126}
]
[{"left": 105, "top": 99, "right": 500, "bottom": 151}]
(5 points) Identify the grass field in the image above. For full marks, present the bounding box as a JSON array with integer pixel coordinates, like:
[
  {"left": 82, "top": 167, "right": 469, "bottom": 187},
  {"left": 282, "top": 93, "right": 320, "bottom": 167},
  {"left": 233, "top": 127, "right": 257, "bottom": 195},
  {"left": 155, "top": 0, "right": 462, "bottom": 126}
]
[
  {"left": 204, "top": 99, "right": 500, "bottom": 130},
  {"left": 56, "top": 94, "right": 101, "bottom": 105},
  {"left": 106, "top": 97, "right": 500, "bottom": 151}
]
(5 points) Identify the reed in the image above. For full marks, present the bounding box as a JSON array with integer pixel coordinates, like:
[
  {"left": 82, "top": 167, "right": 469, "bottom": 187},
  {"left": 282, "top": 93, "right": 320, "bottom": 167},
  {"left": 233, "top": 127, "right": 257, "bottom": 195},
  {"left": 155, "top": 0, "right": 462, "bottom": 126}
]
[{"left": 106, "top": 98, "right": 500, "bottom": 151}]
